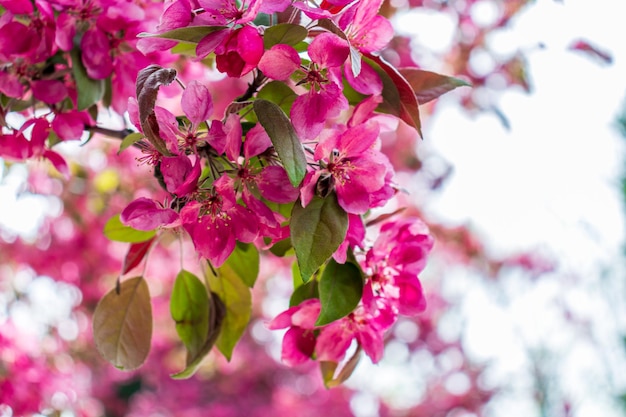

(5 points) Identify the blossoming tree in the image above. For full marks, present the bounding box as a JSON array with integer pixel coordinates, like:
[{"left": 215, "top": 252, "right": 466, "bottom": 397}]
[{"left": 0, "top": 0, "right": 545, "bottom": 415}]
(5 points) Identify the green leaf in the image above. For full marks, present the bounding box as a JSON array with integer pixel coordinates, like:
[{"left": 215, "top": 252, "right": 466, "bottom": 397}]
[
  {"left": 93, "top": 277, "right": 152, "bottom": 370},
  {"left": 70, "top": 48, "right": 105, "bottom": 111},
  {"left": 290, "top": 194, "right": 348, "bottom": 282},
  {"left": 208, "top": 264, "right": 252, "bottom": 360},
  {"left": 399, "top": 68, "right": 471, "bottom": 104},
  {"left": 363, "top": 54, "right": 423, "bottom": 138},
  {"left": 269, "top": 237, "right": 293, "bottom": 257},
  {"left": 171, "top": 292, "right": 225, "bottom": 379},
  {"left": 289, "top": 279, "right": 319, "bottom": 307},
  {"left": 257, "top": 81, "right": 297, "bottom": 115},
  {"left": 104, "top": 214, "right": 156, "bottom": 243},
  {"left": 170, "top": 270, "right": 210, "bottom": 360},
  {"left": 263, "top": 23, "right": 308, "bottom": 49},
  {"left": 137, "top": 26, "right": 227, "bottom": 44},
  {"left": 223, "top": 242, "right": 259, "bottom": 288},
  {"left": 118, "top": 132, "right": 144, "bottom": 154},
  {"left": 253, "top": 99, "right": 307, "bottom": 187},
  {"left": 315, "top": 259, "right": 363, "bottom": 326}
]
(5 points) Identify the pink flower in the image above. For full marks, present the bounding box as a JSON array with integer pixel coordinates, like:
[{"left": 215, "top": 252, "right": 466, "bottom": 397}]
[
  {"left": 316, "top": 305, "right": 392, "bottom": 363},
  {"left": 363, "top": 218, "right": 434, "bottom": 316},
  {"left": 338, "top": 0, "right": 394, "bottom": 54},
  {"left": 300, "top": 122, "right": 394, "bottom": 214},
  {"left": 267, "top": 299, "right": 321, "bottom": 366},
  {"left": 289, "top": 32, "right": 350, "bottom": 140},
  {"left": 180, "top": 175, "right": 258, "bottom": 267},
  {"left": 214, "top": 26, "right": 264, "bottom": 77}
]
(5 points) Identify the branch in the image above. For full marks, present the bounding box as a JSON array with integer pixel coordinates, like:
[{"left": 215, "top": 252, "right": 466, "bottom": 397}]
[{"left": 87, "top": 125, "right": 135, "bottom": 140}]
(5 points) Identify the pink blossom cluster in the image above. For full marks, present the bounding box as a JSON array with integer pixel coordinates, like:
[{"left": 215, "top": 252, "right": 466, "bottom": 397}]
[
  {"left": 269, "top": 218, "right": 433, "bottom": 365},
  {"left": 0, "top": 0, "right": 173, "bottom": 174},
  {"left": 112, "top": 0, "right": 438, "bottom": 373}
]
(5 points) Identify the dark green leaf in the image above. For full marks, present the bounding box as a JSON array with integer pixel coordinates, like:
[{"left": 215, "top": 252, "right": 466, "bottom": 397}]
[
  {"left": 170, "top": 270, "right": 210, "bottom": 360},
  {"left": 223, "top": 242, "right": 259, "bottom": 287},
  {"left": 289, "top": 279, "right": 319, "bottom": 307},
  {"left": 269, "top": 237, "right": 293, "bottom": 257},
  {"left": 399, "top": 68, "right": 471, "bottom": 104},
  {"left": 70, "top": 48, "right": 104, "bottom": 111},
  {"left": 263, "top": 23, "right": 308, "bottom": 49},
  {"left": 315, "top": 259, "right": 363, "bottom": 326},
  {"left": 290, "top": 194, "right": 348, "bottom": 282},
  {"left": 208, "top": 264, "right": 252, "bottom": 360},
  {"left": 104, "top": 214, "right": 156, "bottom": 243},
  {"left": 253, "top": 99, "right": 307, "bottom": 187},
  {"left": 137, "top": 26, "right": 227, "bottom": 44},
  {"left": 171, "top": 292, "right": 225, "bottom": 379},
  {"left": 118, "top": 132, "right": 144, "bottom": 154},
  {"left": 93, "top": 277, "right": 152, "bottom": 370},
  {"left": 363, "top": 54, "right": 423, "bottom": 138}
]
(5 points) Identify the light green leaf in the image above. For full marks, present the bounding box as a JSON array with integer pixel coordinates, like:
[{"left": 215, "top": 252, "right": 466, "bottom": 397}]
[
  {"left": 103, "top": 214, "right": 156, "bottom": 243},
  {"left": 170, "top": 270, "right": 209, "bottom": 360},
  {"left": 257, "top": 81, "right": 297, "bottom": 115},
  {"left": 118, "top": 132, "right": 144, "bottom": 154},
  {"left": 253, "top": 99, "right": 307, "bottom": 187},
  {"left": 208, "top": 264, "right": 252, "bottom": 360},
  {"left": 70, "top": 48, "right": 105, "bottom": 111},
  {"left": 263, "top": 23, "right": 308, "bottom": 49},
  {"left": 171, "top": 292, "right": 225, "bottom": 379},
  {"left": 223, "top": 242, "right": 259, "bottom": 288},
  {"left": 93, "top": 277, "right": 152, "bottom": 370},
  {"left": 290, "top": 194, "right": 348, "bottom": 282},
  {"left": 315, "top": 259, "right": 363, "bottom": 326}
]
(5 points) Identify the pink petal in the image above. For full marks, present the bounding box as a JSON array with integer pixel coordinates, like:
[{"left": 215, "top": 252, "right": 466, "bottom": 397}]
[
  {"left": 257, "top": 166, "right": 299, "bottom": 204},
  {"left": 316, "top": 321, "right": 353, "bottom": 362},
  {"left": 344, "top": 60, "right": 382, "bottom": 95},
  {"left": 43, "top": 149, "right": 69, "bottom": 179},
  {"left": 121, "top": 197, "right": 179, "bottom": 230},
  {"left": 182, "top": 80, "right": 213, "bottom": 125},
  {"left": 81, "top": 29, "right": 113, "bottom": 79},
  {"left": 258, "top": 44, "right": 300, "bottom": 81},
  {"left": 309, "top": 32, "right": 350, "bottom": 68},
  {"left": 51, "top": 111, "right": 84, "bottom": 141},
  {"left": 196, "top": 28, "right": 230, "bottom": 60},
  {"left": 281, "top": 327, "right": 316, "bottom": 366},
  {"left": 244, "top": 123, "right": 271, "bottom": 159},
  {"left": 0, "top": 71, "right": 23, "bottom": 97}
]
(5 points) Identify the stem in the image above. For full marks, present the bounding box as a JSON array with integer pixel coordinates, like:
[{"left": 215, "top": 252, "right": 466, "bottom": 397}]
[
  {"left": 87, "top": 125, "right": 135, "bottom": 140},
  {"left": 235, "top": 71, "right": 267, "bottom": 103}
]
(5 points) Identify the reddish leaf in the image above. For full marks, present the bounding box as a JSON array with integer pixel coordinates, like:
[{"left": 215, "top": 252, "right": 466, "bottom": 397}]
[
  {"left": 136, "top": 65, "right": 178, "bottom": 155},
  {"left": 122, "top": 237, "right": 156, "bottom": 275},
  {"left": 399, "top": 68, "right": 470, "bottom": 105},
  {"left": 569, "top": 39, "right": 613, "bottom": 65},
  {"left": 364, "top": 53, "right": 422, "bottom": 138}
]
